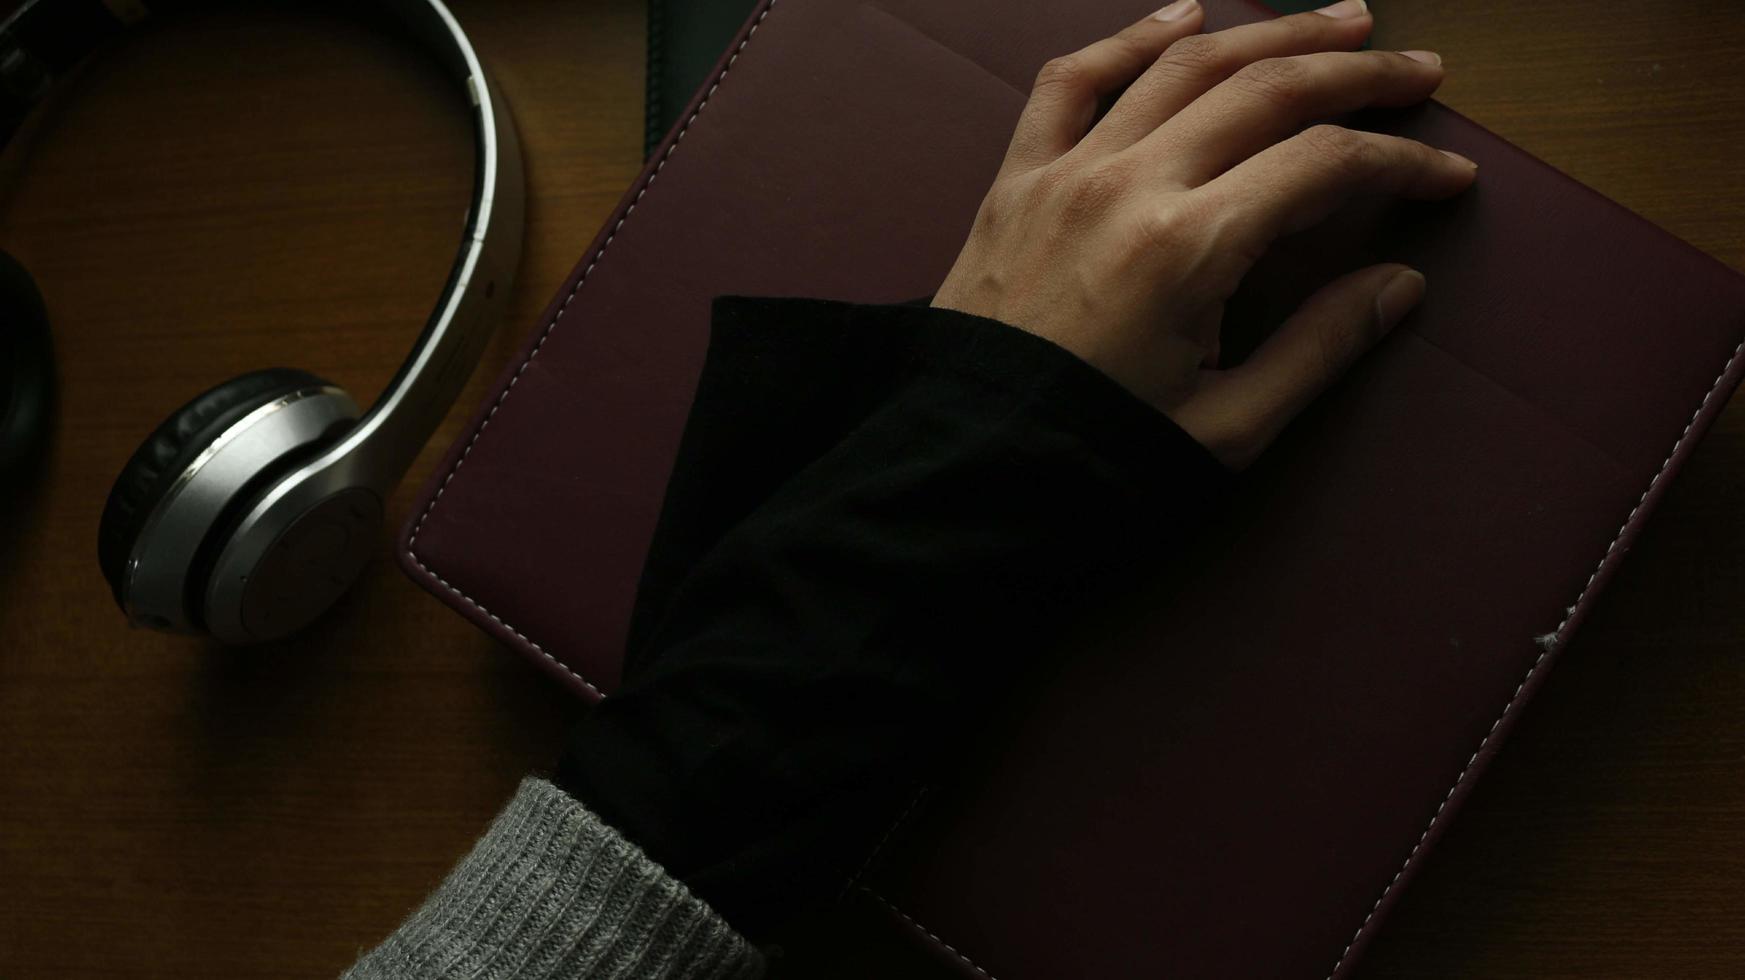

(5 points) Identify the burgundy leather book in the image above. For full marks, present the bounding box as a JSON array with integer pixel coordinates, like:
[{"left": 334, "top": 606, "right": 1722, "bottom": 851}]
[{"left": 399, "top": 0, "right": 1745, "bottom": 975}]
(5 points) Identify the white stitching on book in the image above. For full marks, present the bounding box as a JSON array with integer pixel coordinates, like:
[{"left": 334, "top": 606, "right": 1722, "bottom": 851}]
[
  {"left": 863, "top": 889, "right": 999, "bottom": 980},
  {"left": 839, "top": 786, "right": 929, "bottom": 902},
  {"left": 403, "top": 0, "right": 782, "bottom": 698},
  {"left": 1322, "top": 335, "right": 1745, "bottom": 980},
  {"left": 422, "top": 570, "right": 603, "bottom": 699}
]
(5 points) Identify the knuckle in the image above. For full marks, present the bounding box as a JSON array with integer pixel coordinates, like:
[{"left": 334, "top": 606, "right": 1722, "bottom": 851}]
[
  {"left": 971, "top": 191, "right": 1007, "bottom": 234},
  {"left": 1300, "top": 123, "right": 1371, "bottom": 169},
  {"left": 1232, "top": 56, "right": 1311, "bottom": 107},
  {"left": 1159, "top": 33, "right": 1224, "bottom": 74},
  {"left": 1002, "top": 119, "right": 1058, "bottom": 169},
  {"left": 1129, "top": 203, "right": 1189, "bottom": 254},
  {"left": 1065, "top": 159, "right": 1134, "bottom": 214},
  {"left": 1137, "top": 35, "right": 1230, "bottom": 95},
  {"left": 1159, "top": 191, "right": 1220, "bottom": 238},
  {"left": 1033, "top": 55, "right": 1088, "bottom": 96},
  {"left": 1102, "top": 33, "right": 1151, "bottom": 72},
  {"left": 1027, "top": 160, "right": 1078, "bottom": 201},
  {"left": 1030, "top": 156, "right": 1138, "bottom": 219}
]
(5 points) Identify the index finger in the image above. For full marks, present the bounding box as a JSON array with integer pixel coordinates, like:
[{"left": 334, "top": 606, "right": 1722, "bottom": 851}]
[{"left": 1001, "top": 1, "right": 1206, "bottom": 176}]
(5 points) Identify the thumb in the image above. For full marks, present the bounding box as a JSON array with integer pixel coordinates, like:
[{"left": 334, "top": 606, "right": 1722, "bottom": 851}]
[{"left": 1173, "top": 264, "right": 1425, "bottom": 470}]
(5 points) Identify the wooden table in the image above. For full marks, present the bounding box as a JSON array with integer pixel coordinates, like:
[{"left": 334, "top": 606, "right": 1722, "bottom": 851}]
[{"left": 2, "top": 1, "right": 1741, "bottom": 976}]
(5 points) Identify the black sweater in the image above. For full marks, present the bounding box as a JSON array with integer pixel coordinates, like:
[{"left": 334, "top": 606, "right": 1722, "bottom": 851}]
[{"left": 345, "top": 298, "right": 1229, "bottom": 979}]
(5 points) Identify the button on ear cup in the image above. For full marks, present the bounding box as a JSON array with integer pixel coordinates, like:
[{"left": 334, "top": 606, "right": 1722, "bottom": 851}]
[
  {"left": 0, "top": 248, "right": 53, "bottom": 481},
  {"left": 97, "top": 368, "right": 335, "bottom": 610}
]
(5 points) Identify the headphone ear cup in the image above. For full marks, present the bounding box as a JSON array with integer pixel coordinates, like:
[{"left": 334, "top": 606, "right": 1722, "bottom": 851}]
[{"left": 97, "top": 368, "right": 335, "bottom": 610}]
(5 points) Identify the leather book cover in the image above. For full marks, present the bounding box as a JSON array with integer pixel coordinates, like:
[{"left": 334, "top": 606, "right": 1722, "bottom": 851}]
[
  {"left": 641, "top": 0, "right": 1340, "bottom": 159},
  {"left": 402, "top": 0, "right": 1745, "bottom": 975}
]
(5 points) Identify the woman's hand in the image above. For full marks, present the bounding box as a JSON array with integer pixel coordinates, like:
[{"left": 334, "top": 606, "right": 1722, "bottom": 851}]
[{"left": 932, "top": 0, "right": 1475, "bottom": 469}]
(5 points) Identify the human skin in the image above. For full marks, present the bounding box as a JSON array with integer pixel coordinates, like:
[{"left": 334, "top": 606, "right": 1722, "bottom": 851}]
[{"left": 932, "top": 0, "right": 1477, "bottom": 469}]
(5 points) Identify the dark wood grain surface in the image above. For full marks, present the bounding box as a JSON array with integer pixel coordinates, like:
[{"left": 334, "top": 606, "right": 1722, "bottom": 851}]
[{"left": 1, "top": 2, "right": 1741, "bottom": 977}]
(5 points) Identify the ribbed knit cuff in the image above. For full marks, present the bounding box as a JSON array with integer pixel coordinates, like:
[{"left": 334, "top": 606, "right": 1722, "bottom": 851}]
[{"left": 344, "top": 778, "right": 764, "bottom": 980}]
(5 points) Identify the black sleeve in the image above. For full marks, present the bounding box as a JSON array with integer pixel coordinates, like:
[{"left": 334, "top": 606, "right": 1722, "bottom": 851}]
[{"left": 555, "top": 297, "right": 1229, "bottom": 940}]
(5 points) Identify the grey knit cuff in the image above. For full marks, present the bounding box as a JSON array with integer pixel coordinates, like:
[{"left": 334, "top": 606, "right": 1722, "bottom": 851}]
[{"left": 344, "top": 778, "right": 764, "bottom": 980}]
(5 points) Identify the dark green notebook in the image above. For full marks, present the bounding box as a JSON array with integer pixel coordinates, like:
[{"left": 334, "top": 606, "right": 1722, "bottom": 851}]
[{"left": 643, "top": 0, "right": 1350, "bottom": 158}]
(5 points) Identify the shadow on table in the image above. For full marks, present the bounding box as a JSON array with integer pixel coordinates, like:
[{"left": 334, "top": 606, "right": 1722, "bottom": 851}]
[{"left": 0, "top": 422, "right": 54, "bottom": 601}]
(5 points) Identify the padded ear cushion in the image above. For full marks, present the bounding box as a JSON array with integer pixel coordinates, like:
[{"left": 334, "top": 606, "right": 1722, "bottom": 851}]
[
  {"left": 0, "top": 248, "right": 53, "bottom": 479},
  {"left": 97, "top": 367, "right": 333, "bottom": 608}
]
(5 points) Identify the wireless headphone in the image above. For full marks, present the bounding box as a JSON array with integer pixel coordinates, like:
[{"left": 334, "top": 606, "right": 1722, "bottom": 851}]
[{"left": 0, "top": 0, "right": 525, "bottom": 643}]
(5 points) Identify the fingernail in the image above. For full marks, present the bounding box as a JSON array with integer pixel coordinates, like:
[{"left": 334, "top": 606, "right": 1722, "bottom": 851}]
[
  {"left": 1375, "top": 269, "right": 1427, "bottom": 331},
  {"left": 1152, "top": 0, "right": 1198, "bottom": 21},
  {"left": 1314, "top": 0, "right": 1368, "bottom": 18},
  {"left": 1440, "top": 148, "right": 1478, "bottom": 170},
  {"left": 1400, "top": 49, "right": 1441, "bottom": 66}
]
